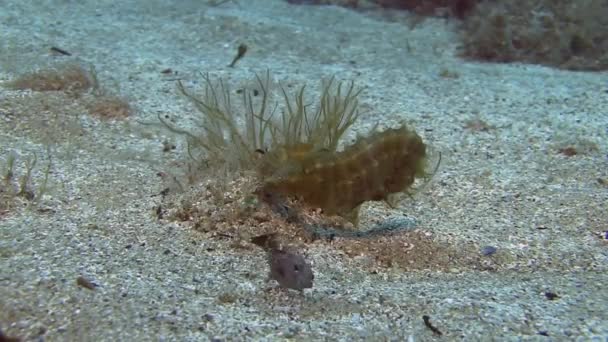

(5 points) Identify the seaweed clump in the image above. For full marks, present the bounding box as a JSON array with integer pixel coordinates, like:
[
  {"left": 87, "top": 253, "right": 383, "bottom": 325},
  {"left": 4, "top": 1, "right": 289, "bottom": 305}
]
[
  {"left": 286, "top": 0, "right": 479, "bottom": 19},
  {"left": 287, "top": 0, "right": 608, "bottom": 71},
  {"left": 5, "top": 63, "right": 94, "bottom": 94},
  {"left": 373, "top": 0, "right": 478, "bottom": 19},
  {"left": 460, "top": 0, "right": 608, "bottom": 70},
  {"left": 4, "top": 63, "right": 132, "bottom": 120}
]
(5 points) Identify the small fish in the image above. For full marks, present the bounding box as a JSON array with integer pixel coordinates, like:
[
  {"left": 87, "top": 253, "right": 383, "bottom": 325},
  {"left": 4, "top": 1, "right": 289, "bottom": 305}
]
[
  {"left": 269, "top": 248, "right": 314, "bottom": 291},
  {"left": 260, "top": 125, "right": 428, "bottom": 226},
  {"left": 228, "top": 43, "right": 248, "bottom": 68},
  {"left": 251, "top": 234, "right": 314, "bottom": 291}
]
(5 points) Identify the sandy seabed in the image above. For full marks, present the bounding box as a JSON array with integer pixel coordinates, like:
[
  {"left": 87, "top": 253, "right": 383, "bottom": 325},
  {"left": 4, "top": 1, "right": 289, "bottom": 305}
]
[{"left": 1, "top": 0, "right": 606, "bottom": 340}]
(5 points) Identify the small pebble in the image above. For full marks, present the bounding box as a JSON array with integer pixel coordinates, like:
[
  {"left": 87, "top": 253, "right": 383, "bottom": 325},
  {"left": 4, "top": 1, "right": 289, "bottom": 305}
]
[
  {"left": 76, "top": 276, "right": 97, "bottom": 290},
  {"left": 481, "top": 246, "right": 497, "bottom": 256}
]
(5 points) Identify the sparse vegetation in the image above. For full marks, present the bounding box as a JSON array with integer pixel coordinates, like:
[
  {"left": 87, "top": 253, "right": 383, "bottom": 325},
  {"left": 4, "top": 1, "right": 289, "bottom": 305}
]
[
  {"left": 0, "top": 92, "right": 88, "bottom": 147},
  {"left": 85, "top": 94, "right": 132, "bottom": 120},
  {"left": 3, "top": 62, "right": 133, "bottom": 124},
  {"left": 5, "top": 63, "right": 95, "bottom": 94},
  {"left": 0, "top": 150, "right": 51, "bottom": 217}
]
